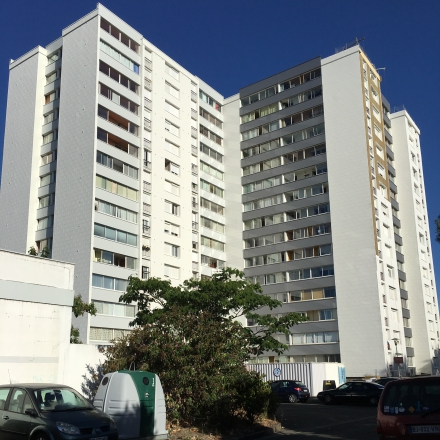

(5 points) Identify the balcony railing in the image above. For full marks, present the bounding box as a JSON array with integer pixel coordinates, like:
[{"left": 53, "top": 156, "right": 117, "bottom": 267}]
[
  {"left": 144, "top": 119, "right": 152, "bottom": 131},
  {"left": 192, "top": 183, "right": 198, "bottom": 193},
  {"left": 191, "top": 108, "right": 197, "bottom": 120},
  {"left": 191, "top": 91, "right": 197, "bottom": 102},
  {"left": 142, "top": 226, "right": 151, "bottom": 236},
  {"left": 143, "top": 204, "right": 151, "bottom": 215},
  {"left": 144, "top": 138, "right": 152, "bottom": 150},
  {"left": 144, "top": 97, "right": 152, "bottom": 111},
  {"left": 191, "top": 127, "right": 198, "bottom": 138},
  {"left": 192, "top": 201, "right": 198, "bottom": 211},
  {"left": 192, "top": 221, "right": 198, "bottom": 231},
  {"left": 191, "top": 145, "right": 198, "bottom": 156},
  {"left": 144, "top": 160, "right": 152, "bottom": 171},
  {"left": 143, "top": 182, "right": 151, "bottom": 193},
  {"left": 144, "top": 58, "right": 152, "bottom": 70},
  {"left": 144, "top": 78, "right": 152, "bottom": 91},
  {"left": 192, "top": 261, "right": 199, "bottom": 270},
  {"left": 191, "top": 164, "right": 198, "bottom": 175}
]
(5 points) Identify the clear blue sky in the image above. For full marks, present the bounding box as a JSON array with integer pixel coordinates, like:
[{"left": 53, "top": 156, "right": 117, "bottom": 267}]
[{"left": 0, "top": 0, "right": 439, "bottom": 288}]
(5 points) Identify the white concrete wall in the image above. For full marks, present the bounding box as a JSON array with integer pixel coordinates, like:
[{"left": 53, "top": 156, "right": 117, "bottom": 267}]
[{"left": 322, "top": 47, "right": 386, "bottom": 377}]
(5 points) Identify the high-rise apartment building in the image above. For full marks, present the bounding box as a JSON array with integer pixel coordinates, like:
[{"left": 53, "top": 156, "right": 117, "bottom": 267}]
[
  {"left": 0, "top": 4, "right": 241, "bottom": 344},
  {"left": 0, "top": 6, "right": 438, "bottom": 376},
  {"left": 241, "top": 45, "right": 439, "bottom": 376}
]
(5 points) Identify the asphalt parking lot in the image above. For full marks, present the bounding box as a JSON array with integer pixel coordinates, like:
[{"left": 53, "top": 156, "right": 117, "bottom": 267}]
[{"left": 268, "top": 398, "right": 378, "bottom": 439}]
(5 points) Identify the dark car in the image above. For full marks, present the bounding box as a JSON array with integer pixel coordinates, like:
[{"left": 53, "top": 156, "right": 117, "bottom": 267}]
[
  {"left": 317, "top": 381, "right": 384, "bottom": 406},
  {"left": 0, "top": 383, "right": 118, "bottom": 440},
  {"left": 270, "top": 380, "right": 310, "bottom": 403},
  {"left": 377, "top": 376, "right": 440, "bottom": 438},
  {"left": 374, "top": 377, "right": 400, "bottom": 387}
]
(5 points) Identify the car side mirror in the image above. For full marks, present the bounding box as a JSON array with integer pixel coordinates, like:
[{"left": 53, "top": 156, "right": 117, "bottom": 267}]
[{"left": 25, "top": 408, "right": 38, "bottom": 417}]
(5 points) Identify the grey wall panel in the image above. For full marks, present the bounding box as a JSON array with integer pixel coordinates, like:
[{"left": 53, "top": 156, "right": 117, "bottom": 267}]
[
  {"left": 239, "top": 57, "right": 321, "bottom": 100},
  {"left": 0, "top": 53, "right": 42, "bottom": 252},
  {"left": 52, "top": 16, "right": 100, "bottom": 342},
  {"left": 262, "top": 275, "right": 336, "bottom": 295},
  {"left": 282, "top": 344, "right": 340, "bottom": 357}
]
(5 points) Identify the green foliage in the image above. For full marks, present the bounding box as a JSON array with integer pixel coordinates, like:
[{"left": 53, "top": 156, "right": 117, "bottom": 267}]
[
  {"left": 28, "top": 246, "right": 38, "bottom": 256},
  {"left": 70, "top": 326, "right": 82, "bottom": 344},
  {"left": 40, "top": 246, "right": 51, "bottom": 258},
  {"left": 70, "top": 295, "right": 97, "bottom": 344},
  {"left": 105, "top": 268, "right": 306, "bottom": 428},
  {"left": 435, "top": 215, "right": 440, "bottom": 243}
]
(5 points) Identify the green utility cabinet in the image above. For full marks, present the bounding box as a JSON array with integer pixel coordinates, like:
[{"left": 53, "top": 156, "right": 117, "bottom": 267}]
[{"left": 94, "top": 370, "right": 168, "bottom": 440}]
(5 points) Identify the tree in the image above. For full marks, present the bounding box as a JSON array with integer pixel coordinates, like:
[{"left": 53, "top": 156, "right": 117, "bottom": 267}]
[
  {"left": 435, "top": 215, "right": 440, "bottom": 243},
  {"left": 28, "top": 247, "right": 38, "bottom": 256},
  {"left": 70, "top": 295, "right": 97, "bottom": 344},
  {"left": 104, "top": 268, "right": 306, "bottom": 428}
]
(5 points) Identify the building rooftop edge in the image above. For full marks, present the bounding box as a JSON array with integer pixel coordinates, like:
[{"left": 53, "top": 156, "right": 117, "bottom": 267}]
[{"left": 0, "top": 248, "right": 75, "bottom": 267}]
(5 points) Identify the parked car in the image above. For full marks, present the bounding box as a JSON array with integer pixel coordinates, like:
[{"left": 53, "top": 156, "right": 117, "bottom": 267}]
[
  {"left": 0, "top": 383, "right": 118, "bottom": 440},
  {"left": 270, "top": 380, "right": 310, "bottom": 403},
  {"left": 377, "top": 376, "right": 440, "bottom": 438},
  {"left": 317, "top": 381, "right": 384, "bottom": 406},
  {"left": 374, "top": 377, "right": 401, "bottom": 387}
]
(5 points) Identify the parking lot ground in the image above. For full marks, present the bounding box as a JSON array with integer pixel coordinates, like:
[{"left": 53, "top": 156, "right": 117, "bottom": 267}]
[{"left": 266, "top": 398, "right": 378, "bottom": 440}]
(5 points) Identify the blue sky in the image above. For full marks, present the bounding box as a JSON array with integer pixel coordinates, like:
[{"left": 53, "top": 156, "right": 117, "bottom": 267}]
[{"left": 0, "top": 0, "right": 439, "bottom": 287}]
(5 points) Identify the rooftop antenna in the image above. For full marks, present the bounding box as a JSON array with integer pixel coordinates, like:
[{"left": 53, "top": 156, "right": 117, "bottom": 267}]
[{"left": 335, "top": 37, "right": 365, "bottom": 54}]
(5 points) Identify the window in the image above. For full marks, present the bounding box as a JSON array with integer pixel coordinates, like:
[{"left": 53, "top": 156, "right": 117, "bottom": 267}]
[
  {"left": 41, "top": 152, "right": 55, "bottom": 166},
  {"left": 164, "top": 221, "right": 179, "bottom": 237},
  {"left": 164, "top": 180, "right": 180, "bottom": 196},
  {"left": 290, "top": 331, "right": 338, "bottom": 345},
  {"left": 100, "top": 18, "right": 139, "bottom": 53},
  {"left": 165, "top": 159, "right": 180, "bottom": 176},
  {"left": 46, "top": 70, "right": 60, "bottom": 84},
  {"left": 40, "top": 172, "right": 55, "bottom": 187},
  {"left": 200, "top": 143, "right": 223, "bottom": 163},
  {"left": 165, "top": 101, "right": 179, "bottom": 118},
  {"left": 95, "top": 175, "right": 137, "bottom": 201},
  {"left": 93, "top": 249, "right": 136, "bottom": 270},
  {"left": 164, "top": 242, "right": 180, "bottom": 257},
  {"left": 165, "top": 140, "right": 180, "bottom": 156},
  {"left": 200, "top": 125, "right": 222, "bottom": 145},
  {"left": 142, "top": 266, "right": 150, "bottom": 279},
  {"left": 98, "top": 105, "right": 139, "bottom": 136},
  {"left": 165, "top": 120, "right": 179, "bottom": 137},
  {"left": 38, "top": 194, "right": 54, "bottom": 208},
  {"left": 43, "top": 110, "right": 58, "bottom": 125},
  {"left": 288, "top": 265, "right": 334, "bottom": 281},
  {"left": 100, "top": 40, "right": 139, "bottom": 74},
  {"left": 96, "top": 151, "right": 138, "bottom": 179},
  {"left": 94, "top": 301, "right": 135, "bottom": 318},
  {"left": 280, "top": 123, "right": 324, "bottom": 146},
  {"left": 47, "top": 50, "right": 61, "bottom": 65},
  {"left": 98, "top": 83, "right": 138, "bottom": 114},
  {"left": 164, "top": 264, "right": 180, "bottom": 279},
  {"left": 201, "top": 255, "right": 225, "bottom": 269},
  {"left": 200, "top": 161, "right": 224, "bottom": 181},
  {"left": 200, "top": 217, "right": 225, "bottom": 234},
  {"left": 165, "top": 64, "right": 179, "bottom": 80},
  {"left": 200, "top": 197, "right": 224, "bottom": 215},
  {"left": 94, "top": 223, "right": 137, "bottom": 246},
  {"left": 37, "top": 216, "right": 53, "bottom": 230},
  {"left": 165, "top": 200, "right": 179, "bottom": 216},
  {"left": 200, "top": 179, "right": 224, "bottom": 198},
  {"left": 199, "top": 90, "right": 221, "bottom": 112},
  {"left": 44, "top": 90, "right": 58, "bottom": 105},
  {"left": 95, "top": 199, "right": 137, "bottom": 223},
  {"left": 97, "top": 128, "right": 138, "bottom": 157},
  {"left": 289, "top": 287, "right": 336, "bottom": 302},
  {"left": 142, "top": 219, "right": 150, "bottom": 234},
  {"left": 201, "top": 236, "right": 225, "bottom": 252},
  {"left": 43, "top": 131, "right": 56, "bottom": 145},
  {"left": 90, "top": 327, "right": 131, "bottom": 342},
  {"left": 387, "top": 265, "right": 394, "bottom": 279},
  {"left": 99, "top": 61, "right": 139, "bottom": 94},
  {"left": 165, "top": 82, "right": 179, "bottom": 99},
  {"left": 199, "top": 107, "right": 222, "bottom": 128}
]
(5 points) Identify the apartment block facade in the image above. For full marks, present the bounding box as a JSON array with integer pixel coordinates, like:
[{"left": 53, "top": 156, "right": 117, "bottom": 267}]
[
  {"left": 241, "top": 46, "right": 439, "bottom": 376},
  {"left": 0, "top": 4, "right": 241, "bottom": 344},
  {"left": 0, "top": 6, "right": 438, "bottom": 376}
]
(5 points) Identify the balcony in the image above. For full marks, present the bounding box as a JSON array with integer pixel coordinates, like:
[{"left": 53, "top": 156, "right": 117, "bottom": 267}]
[
  {"left": 192, "top": 145, "right": 198, "bottom": 156},
  {"left": 144, "top": 78, "right": 152, "bottom": 91},
  {"left": 143, "top": 204, "right": 151, "bottom": 215},
  {"left": 389, "top": 180, "right": 398, "bottom": 194},
  {"left": 385, "top": 129, "right": 393, "bottom": 144},
  {"left": 144, "top": 118, "right": 152, "bottom": 131},
  {"left": 144, "top": 58, "right": 152, "bottom": 70},
  {"left": 144, "top": 97, "right": 152, "bottom": 111},
  {"left": 144, "top": 138, "right": 152, "bottom": 150},
  {"left": 191, "top": 90, "right": 197, "bottom": 102},
  {"left": 192, "top": 183, "right": 198, "bottom": 193},
  {"left": 192, "top": 261, "right": 199, "bottom": 271},
  {"left": 383, "top": 112, "right": 392, "bottom": 128},
  {"left": 143, "top": 181, "right": 151, "bottom": 193},
  {"left": 97, "top": 128, "right": 138, "bottom": 158},
  {"left": 192, "top": 201, "right": 198, "bottom": 211},
  {"left": 388, "top": 163, "right": 396, "bottom": 176},
  {"left": 191, "top": 164, "right": 198, "bottom": 175},
  {"left": 191, "top": 127, "right": 198, "bottom": 138},
  {"left": 142, "top": 225, "right": 151, "bottom": 237},
  {"left": 192, "top": 241, "right": 199, "bottom": 251},
  {"left": 98, "top": 106, "right": 139, "bottom": 137},
  {"left": 191, "top": 108, "right": 197, "bottom": 120},
  {"left": 144, "top": 160, "right": 152, "bottom": 172},
  {"left": 192, "top": 221, "right": 198, "bottom": 231}
]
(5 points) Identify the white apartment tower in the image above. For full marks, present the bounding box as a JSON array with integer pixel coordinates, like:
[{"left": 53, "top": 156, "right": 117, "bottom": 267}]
[
  {"left": 0, "top": 4, "right": 241, "bottom": 343},
  {"left": 0, "top": 7, "right": 438, "bottom": 377}
]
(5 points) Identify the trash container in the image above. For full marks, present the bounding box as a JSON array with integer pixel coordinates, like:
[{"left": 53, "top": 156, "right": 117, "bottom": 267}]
[{"left": 94, "top": 370, "right": 168, "bottom": 440}]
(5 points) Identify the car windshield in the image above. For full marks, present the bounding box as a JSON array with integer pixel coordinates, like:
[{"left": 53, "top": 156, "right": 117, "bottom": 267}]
[
  {"left": 381, "top": 380, "right": 440, "bottom": 416},
  {"left": 294, "top": 382, "right": 307, "bottom": 388},
  {"left": 34, "top": 388, "right": 93, "bottom": 412}
]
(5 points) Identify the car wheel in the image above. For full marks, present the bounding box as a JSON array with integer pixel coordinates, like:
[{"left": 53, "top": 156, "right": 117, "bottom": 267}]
[
  {"left": 32, "top": 433, "right": 49, "bottom": 440},
  {"left": 288, "top": 394, "right": 298, "bottom": 403},
  {"left": 368, "top": 396, "right": 378, "bottom": 406},
  {"left": 324, "top": 394, "right": 333, "bottom": 405}
]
